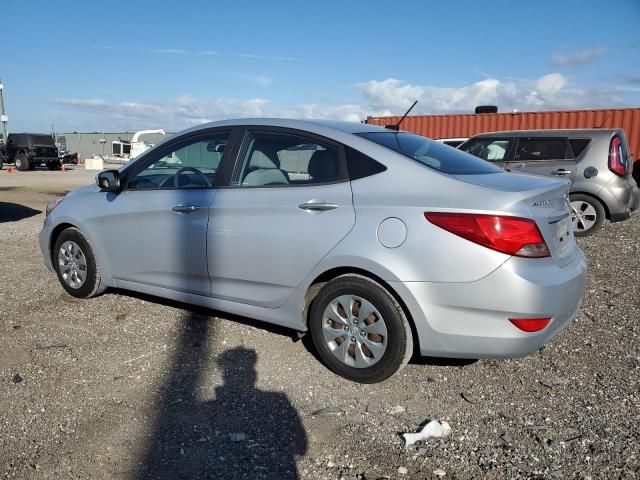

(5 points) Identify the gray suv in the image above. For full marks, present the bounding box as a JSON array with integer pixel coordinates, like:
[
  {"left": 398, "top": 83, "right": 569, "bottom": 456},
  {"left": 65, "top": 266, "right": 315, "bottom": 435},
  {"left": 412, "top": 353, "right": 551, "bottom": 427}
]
[{"left": 460, "top": 129, "right": 640, "bottom": 236}]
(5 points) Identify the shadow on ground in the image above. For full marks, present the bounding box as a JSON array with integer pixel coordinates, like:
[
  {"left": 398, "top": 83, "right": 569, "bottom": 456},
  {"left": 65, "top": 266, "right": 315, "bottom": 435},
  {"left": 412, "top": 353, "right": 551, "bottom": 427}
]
[
  {"left": 0, "top": 202, "right": 41, "bottom": 223},
  {"left": 135, "top": 312, "right": 307, "bottom": 480}
]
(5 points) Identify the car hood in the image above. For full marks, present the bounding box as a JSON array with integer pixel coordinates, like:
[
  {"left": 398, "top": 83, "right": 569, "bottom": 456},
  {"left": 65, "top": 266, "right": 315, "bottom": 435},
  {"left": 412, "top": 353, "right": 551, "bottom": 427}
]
[{"left": 452, "top": 171, "right": 568, "bottom": 192}]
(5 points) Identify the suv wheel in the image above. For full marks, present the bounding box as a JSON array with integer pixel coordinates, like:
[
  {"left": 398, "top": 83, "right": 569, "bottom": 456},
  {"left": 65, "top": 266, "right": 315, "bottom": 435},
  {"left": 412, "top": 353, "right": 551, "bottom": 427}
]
[
  {"left": 570, "top": 194, "right": 605, "bottom": 237},
  {"left": 309, "top": 274, "right": 413, "bottom": 383},
  {"left": 47, "top": 161, "right": 61, "bottom": 170},
  {"left": 15, "top": 153, "right": 30, "bottom": 171},
  {"left": 53, "top": 228, "right": 106, "bottom": 298}
]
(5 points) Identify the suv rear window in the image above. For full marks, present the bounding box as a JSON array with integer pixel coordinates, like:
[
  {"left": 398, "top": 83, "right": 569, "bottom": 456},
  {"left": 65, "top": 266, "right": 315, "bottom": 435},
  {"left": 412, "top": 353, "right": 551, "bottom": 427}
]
[
  {"left": 358, "top": 132, "right": 501, "bottom": 175},
  {"left": 515, "top": 138, "right": 573, "bottom": 161}
]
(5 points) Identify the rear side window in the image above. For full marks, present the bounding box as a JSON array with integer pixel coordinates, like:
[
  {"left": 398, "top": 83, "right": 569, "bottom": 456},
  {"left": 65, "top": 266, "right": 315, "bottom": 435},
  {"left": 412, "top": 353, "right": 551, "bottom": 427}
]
[
  {"left": 515, "top": 138, "right": 573, "bottom": 161},
  {"left": 358, "top": 132, "right": 501, "bottom": 175},
  {"left": 569, "top": 139, "right": 591, "bottom": 157},
  {"left": 459, "top": 138, "right": 511, "bottom": 162},
  {"left": 345, "top": 146, "right": 387, "bottom": 180},
  {"left": 233, "top": 131, "right": 344, "bottom": 187}
]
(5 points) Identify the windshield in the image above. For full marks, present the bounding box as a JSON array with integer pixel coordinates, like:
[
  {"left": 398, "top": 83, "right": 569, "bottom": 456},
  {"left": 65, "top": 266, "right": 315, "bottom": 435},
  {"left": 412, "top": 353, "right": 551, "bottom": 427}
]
[{"left": 358, "top": 132, "right": 502, "bottom": 175}]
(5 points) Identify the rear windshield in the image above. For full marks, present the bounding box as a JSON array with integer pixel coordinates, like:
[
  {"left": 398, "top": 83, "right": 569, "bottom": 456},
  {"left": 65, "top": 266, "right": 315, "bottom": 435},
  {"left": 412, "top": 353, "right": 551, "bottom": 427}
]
[{"left": 358, "top": 132, "right": 502, "bottom": 175}]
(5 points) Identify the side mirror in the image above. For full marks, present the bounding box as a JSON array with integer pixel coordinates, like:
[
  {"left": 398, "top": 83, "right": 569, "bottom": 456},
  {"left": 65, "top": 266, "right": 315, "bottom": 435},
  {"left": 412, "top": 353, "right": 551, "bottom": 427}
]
[
  {"left": 207, "top": 142, "right": 225, "bottom": 153},
  {"left": 96, "top": 169, "right": 121, "bottom": 192}
]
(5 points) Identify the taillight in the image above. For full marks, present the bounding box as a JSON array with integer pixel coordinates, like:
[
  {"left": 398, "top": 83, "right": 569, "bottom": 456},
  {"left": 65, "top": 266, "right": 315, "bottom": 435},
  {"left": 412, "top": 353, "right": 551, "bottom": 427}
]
[
  {"left": 425, "top": 212, "right": 550, "bottom": 258},
  {"left": 609, "top": 136, "right": 626, "bottom": 176},
  {"left": 509, "top": 317, "right": 551, "bottom": 332}
]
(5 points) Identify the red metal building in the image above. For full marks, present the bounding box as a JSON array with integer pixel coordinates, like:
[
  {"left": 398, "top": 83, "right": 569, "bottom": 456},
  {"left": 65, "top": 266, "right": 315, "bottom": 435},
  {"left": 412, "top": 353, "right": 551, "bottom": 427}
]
[{"left": 366, "top": 107, "right": 640, "bottom": 176}]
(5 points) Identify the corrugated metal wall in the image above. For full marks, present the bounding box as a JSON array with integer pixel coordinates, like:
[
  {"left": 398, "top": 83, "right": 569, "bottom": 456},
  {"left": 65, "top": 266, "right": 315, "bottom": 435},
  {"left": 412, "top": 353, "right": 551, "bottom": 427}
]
[{"left": 366, "top": 107, "right": 640, "bottom": 164}]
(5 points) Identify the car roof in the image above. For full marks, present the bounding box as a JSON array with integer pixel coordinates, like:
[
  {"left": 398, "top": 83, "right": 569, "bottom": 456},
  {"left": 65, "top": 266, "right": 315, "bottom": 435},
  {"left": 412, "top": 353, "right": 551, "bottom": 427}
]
[
  {"left": 181, "top": 118, "right": 392, "bottom": 136},
  {"left": 469, "top": 128, "right": 620, "bottom": 139}
]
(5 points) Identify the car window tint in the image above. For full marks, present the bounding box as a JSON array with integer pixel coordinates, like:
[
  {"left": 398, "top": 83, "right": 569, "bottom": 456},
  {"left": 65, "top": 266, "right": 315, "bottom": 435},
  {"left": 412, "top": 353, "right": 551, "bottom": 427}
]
[
  {"left": 515, "top": 138, "right": 573, "bottom": 161},
  {"left": 358, "top": 132, "right": 502, "bottom": 175},
  {"left": 234, "top": 132, "right": 342, "bottom": 187},
  {"left": 459, "top": 138, "right": 510, "bottom": 162},
  {"left": 569, "top": 139, "right": 591, "bottom": 157},
  {"left": 127, "top": 133, "right": 228, "bottom": 190},
  {"left": 345, "top": 146, "right": 387, "bottom": 180}
]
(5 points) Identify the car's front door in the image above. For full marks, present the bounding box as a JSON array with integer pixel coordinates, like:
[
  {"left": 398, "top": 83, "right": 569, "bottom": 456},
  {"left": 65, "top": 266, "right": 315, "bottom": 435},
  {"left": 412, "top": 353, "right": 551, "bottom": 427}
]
[
  {"left": 207, "top": 128, "right": 356, "bottom": 308},
  {"left": 100, "top": 130, "right": 233, "bottom": 295},
  {"left": 507, "top": 137, "right": 577, "bottom": 183}
]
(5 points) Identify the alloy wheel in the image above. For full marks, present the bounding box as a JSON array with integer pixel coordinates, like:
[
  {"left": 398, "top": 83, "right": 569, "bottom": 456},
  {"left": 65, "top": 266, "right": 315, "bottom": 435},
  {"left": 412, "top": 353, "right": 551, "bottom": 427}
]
[
  {"left": 321, "top": 295, "right": 388, "bottom": 368},
  {"left": 570, "top": 200, "right": 597, "bottom": 233},
  {"left": 58, "top": 240, "right": 88, "bottom": 289}
]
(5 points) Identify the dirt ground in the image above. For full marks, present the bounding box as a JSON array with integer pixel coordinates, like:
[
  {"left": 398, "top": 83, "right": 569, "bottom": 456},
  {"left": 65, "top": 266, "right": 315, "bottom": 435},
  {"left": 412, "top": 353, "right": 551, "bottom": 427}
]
[{"left": 1, "top": 166, "right": 639, "bottom": 479}]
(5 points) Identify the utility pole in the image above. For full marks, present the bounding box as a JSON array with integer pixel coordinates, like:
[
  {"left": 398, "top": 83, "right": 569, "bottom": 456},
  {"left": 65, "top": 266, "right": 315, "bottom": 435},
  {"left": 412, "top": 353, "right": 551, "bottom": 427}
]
[{"left": 0, "top": 78, "right": 8, "bottom": 143}]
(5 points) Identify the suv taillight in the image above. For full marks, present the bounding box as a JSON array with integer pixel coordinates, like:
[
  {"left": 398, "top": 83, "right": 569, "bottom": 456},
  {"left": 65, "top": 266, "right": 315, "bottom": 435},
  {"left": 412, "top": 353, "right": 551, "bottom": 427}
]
[
  {"left": 425, "top": 212, "right": 550, "bottom": 258},
  {"left": 609, "top": 136, "right": 626, "bottom": 176}
]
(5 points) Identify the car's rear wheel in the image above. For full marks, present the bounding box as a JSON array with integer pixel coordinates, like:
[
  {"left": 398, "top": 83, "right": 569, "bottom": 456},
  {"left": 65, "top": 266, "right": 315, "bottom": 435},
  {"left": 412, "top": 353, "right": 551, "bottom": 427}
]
[
  {"left": 15, "top": 153, "right": 30, "bottom": 171},
  {"left": 309, "top": 274, "right": 413, "bottom": 383},
  {"left": 53, "top": 228, "right": 106, "bottom": 298},
  {"left": 570, "top": 194, "right": 605, "bottom": 237}
]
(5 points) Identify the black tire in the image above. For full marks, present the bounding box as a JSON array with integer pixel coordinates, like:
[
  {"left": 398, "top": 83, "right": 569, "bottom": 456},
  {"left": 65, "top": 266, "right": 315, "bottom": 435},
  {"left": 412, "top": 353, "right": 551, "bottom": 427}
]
[
  {"left": 53, "top": 227, "right": 106, "bottom": 298},
  {"left": 15, "top": 153, "right": 30, "bottom": 171},
  {"left": 570, "top": 193, "right": 605, "bottom": 237},
  {"left": 47, "top": 161, "right": 61, "bottom": 170},
  {"left": 309, "top": 274, "right": 413, "bottom": 383},
  {"left": 0, "top": 158, "right": 4, "bottom": 170}
]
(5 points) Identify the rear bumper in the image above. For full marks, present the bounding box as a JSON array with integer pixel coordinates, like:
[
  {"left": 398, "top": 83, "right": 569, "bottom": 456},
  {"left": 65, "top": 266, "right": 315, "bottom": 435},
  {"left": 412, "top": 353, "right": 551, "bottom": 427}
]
[
  {"left": 391, "top": 248, "right": 587, "bottom": 358},
  {"left": 602, "top": 175, "right": 639, "bottom": 222},
  {"left": 30, "top": 156, "right": 59, "bottom": 163}
]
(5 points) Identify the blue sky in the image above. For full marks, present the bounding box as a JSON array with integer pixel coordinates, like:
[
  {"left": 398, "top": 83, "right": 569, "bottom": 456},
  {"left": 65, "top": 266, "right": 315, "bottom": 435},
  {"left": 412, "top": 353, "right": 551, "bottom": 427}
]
[{"left": 3, "top": 0, "right": 640, "bottom": 132}]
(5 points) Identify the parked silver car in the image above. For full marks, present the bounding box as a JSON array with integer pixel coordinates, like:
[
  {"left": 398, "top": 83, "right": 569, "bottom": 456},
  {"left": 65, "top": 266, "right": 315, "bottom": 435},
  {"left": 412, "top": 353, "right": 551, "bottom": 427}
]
[
  {"left": 459, "top": 129, "right": 640, "bottom": 236},
  {"left": 40, "top": 119, "right": 587, "bottom": 383}
]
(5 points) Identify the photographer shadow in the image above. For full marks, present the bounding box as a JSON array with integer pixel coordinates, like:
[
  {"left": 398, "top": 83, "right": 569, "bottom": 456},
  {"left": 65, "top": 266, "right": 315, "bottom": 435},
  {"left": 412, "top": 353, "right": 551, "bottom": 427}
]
[{"left": 136, "top": 313, "right": 307, "bottom": 480}]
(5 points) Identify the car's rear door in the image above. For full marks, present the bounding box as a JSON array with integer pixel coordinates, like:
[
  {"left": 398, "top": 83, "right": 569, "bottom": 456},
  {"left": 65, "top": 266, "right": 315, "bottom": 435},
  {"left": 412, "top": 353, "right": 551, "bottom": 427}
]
[
  {"left": 207, "top": 127, "right": 356, "bottom": 308},
  {"left": 507, "top": 137, "right": 577, "bottom": 184}
]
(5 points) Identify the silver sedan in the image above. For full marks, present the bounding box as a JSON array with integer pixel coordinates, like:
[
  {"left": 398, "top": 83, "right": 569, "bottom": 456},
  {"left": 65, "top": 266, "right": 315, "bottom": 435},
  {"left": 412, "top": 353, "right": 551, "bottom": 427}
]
[{"left": 40, "top": 119, "right": 587, "bottom": 383}]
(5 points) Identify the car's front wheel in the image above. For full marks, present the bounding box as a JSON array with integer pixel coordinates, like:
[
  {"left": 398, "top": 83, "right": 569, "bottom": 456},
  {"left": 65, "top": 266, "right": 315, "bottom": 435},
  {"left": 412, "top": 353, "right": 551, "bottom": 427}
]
[
  {"left": 309, "top": 274, "right": 413, "bottom": 383},
  {"left": 53, "top": 228, "right": 106, "bottom": 298},
  {"left": 570, "top": 194, "right": 605, "bottom": 237}
]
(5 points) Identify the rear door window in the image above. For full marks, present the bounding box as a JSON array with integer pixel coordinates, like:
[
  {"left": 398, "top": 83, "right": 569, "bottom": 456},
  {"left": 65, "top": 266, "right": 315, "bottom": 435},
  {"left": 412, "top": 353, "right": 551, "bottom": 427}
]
[
  {"left": 358, "top": 132, "right": 501, "bottom": 175},
  {"left": 459, "top": 138, "right": 512, "bottom": 162},
  {"left": 514, "top": 138, "right": 573, "bottom": 161},
  {"left": 569, "top": 139, "right": 591, "bottom": 157},
  {"left": 233, "top": 131, "right": 345, "bottom": 187}
]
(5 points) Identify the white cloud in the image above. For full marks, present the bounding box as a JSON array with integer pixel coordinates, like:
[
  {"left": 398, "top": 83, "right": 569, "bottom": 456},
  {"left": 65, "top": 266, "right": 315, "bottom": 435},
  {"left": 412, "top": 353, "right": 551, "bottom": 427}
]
[
  {"left": 53, "top": 73, "right": 631, "bottom": 131},
  {"left": 356, "top": 74, "right": 621, "bottom": 113},
  {"left": 235, "top": 74, "right": 273, "bottom": 87},
  {"left": 237, "top": 53, "right": 299, "bottom": 62},
  {"left": 551, "top": 47, "right": 607, "bottom": 66}
]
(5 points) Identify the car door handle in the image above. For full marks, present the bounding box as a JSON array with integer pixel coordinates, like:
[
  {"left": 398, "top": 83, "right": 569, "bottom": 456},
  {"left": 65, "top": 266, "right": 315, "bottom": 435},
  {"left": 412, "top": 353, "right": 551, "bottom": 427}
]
[
  {"left": 171, "top": 204, "right": 200, "bottom": 214},
  {"left": 551, "top": 169, "right": 572, "bottom": 176},
  {"left": 298, "top": 201, "right": 339, "bottom": 212}
]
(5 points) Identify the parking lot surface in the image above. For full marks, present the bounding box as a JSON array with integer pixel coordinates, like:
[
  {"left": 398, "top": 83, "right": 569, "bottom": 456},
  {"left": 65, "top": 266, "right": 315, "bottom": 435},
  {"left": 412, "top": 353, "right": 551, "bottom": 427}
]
[{"left": 1, "top": 167, "right": 639, "bottom": 479}]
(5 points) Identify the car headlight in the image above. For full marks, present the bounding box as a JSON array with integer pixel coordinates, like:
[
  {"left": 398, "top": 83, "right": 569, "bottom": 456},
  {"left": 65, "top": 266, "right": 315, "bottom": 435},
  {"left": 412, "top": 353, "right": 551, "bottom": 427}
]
[{"left": 46, "top": 197, "right": 65, "bottom": 217}]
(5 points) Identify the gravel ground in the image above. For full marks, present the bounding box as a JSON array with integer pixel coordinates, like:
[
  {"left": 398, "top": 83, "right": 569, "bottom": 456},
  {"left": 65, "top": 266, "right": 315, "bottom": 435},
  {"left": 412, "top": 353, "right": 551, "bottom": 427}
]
[{"left": 1, "top": 167, "right": 639, "bottom": 479}]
